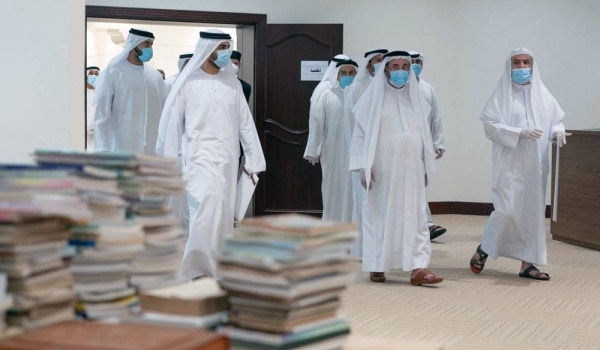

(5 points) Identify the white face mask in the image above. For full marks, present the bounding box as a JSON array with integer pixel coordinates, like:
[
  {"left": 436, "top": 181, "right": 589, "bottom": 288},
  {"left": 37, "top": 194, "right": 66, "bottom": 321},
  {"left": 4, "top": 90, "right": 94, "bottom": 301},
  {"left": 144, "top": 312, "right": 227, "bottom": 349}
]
[{"left": 232, "top": 64, "right": 239, "bottom": 75}]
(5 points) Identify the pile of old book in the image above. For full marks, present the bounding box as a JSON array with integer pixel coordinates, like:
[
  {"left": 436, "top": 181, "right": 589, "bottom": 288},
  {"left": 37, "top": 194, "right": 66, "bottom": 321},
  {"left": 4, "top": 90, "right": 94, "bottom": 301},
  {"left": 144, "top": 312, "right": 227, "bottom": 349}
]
[
  {"left": 0, "top": 273, "right": 12, "bottom": 337},
  {"left": 217, "top": 214, "right": 356, "bottom": 350},
  {"left": 126, "top": 278, "right": 228, "bottom": 329},
  {"left": 0, "top": 165, "right": 92, "bottom": 330},
  {"left": 32, "top": 150, "right": 185, "bottom": 319}
]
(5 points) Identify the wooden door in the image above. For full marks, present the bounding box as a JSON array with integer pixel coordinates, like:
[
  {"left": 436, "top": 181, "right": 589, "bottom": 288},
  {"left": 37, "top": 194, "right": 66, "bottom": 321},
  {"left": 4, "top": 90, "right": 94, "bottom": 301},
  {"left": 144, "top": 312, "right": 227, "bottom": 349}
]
[{"left": 254, "top": 24, "right": 343, "bottom": 216}]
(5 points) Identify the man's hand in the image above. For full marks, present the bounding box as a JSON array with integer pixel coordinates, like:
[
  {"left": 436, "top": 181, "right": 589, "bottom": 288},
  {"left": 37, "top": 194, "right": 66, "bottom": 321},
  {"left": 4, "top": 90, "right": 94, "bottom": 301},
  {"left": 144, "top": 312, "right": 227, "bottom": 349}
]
[
  {"left": 435, "top": 149, "right": 445, "bottom": 160},
  {"left": 305, "top": 156, "right": 319, "bottom": 166},
  {"left": 360, "top": 170, "right": 375, "bottom": 190},
  {"left": 243, "top": 166, "right": 257, "bottom": 185},
  {"left": 553, "top": 131, "right": 572, "bottom": 147},
  {"left": 520, "top": 128, "right": 543, "bottom": 141}
]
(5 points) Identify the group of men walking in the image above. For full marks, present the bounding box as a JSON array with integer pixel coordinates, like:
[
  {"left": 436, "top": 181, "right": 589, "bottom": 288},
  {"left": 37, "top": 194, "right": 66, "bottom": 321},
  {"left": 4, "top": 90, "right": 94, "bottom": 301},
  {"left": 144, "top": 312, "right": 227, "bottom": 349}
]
[{"left": 89, "top": 27, "right": 569, "bottom": 285}]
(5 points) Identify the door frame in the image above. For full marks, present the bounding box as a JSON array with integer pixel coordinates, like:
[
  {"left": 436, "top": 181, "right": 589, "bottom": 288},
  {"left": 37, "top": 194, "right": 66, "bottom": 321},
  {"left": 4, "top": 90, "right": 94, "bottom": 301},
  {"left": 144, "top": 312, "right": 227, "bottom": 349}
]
[
  {"left": 86, "top": 6, "right": 266, "bottom": 25},
  {"left": 254, "top": 24, "right": 343, "bottom": 217},
  {"left": 84, "top": 5, "right": 267, "bottom": 146}
]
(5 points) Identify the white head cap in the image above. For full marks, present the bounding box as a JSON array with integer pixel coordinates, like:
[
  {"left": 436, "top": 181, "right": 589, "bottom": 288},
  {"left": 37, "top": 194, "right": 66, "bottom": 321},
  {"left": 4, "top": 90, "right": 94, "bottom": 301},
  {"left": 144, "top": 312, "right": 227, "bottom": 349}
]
[{"left": 178, "top": 51, "right": 194, "bottom": 72}]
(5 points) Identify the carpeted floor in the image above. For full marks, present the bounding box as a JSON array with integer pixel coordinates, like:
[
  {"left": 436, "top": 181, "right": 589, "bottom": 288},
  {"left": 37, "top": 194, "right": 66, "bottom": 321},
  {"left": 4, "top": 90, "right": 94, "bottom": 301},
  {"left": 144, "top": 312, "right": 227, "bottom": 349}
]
[{"left": 341, "top": 215, "right": 600, "bottom": 349}]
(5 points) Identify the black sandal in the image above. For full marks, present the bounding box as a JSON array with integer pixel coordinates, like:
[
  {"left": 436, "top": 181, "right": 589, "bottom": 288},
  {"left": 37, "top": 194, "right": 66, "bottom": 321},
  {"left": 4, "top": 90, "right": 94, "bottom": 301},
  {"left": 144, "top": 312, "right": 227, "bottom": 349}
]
[
  {"left": 519, "top": 266, "right": 550, "bottom": 281},
  {"left": 429, "top": 225, "right": 447, "bottom": 240},
  {"left": 469, "top": 244, "right": 488, "bottom": 274},
  {"left": 370, "top": 272, "right": 386, "bottom": 283}
]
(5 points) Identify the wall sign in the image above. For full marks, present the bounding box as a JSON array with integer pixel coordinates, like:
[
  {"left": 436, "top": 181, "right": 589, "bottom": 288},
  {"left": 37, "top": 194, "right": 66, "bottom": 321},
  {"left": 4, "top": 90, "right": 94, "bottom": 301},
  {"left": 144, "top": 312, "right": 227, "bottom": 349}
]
[{"left": 300, "top": 61, "right": 329, "bottom": 81}]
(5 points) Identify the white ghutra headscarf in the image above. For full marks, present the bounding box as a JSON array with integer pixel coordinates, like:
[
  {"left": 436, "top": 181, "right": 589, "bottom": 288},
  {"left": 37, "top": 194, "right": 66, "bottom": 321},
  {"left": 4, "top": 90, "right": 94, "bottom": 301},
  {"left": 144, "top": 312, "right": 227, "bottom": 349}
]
[
  {"left": 93, "top": 28, "right": 155, "bottom": 105},
  {"left": 156, "top": 29, "right": 234, "bottom": 157},
  {"left": 351, "top": 51, "right": 436, "bottom": 189}
]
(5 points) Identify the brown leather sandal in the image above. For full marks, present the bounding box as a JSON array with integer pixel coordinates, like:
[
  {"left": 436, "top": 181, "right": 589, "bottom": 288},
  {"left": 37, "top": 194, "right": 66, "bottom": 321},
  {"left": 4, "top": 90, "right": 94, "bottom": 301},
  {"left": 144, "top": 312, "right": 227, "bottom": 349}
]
[
  {"left": 470, "top": 244, "right": 488, "bottom": 274},
  {"left": 410, "top": 269, "right": 443, "bottom": 286},
  {"left": 370, "top": 272, "right": 386, "bottom": 283}
]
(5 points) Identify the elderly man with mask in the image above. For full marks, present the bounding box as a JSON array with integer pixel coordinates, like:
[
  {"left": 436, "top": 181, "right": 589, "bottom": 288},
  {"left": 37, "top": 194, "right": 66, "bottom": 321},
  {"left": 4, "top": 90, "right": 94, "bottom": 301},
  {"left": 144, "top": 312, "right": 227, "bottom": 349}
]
[
  {"left": 470, "top": 48, "right": 570, "bottom": 281},
  {"left": 94, "top": 29, "right": 167, "bottom": 155},
  {"left": 344, "top": 49, "right": 387, "bottom": 257},
  {"left": 409, "top": 51, "right": 447, "bottom": 241},
  {"left": 350, "top": 51, "right": 442, "bottom": 286},
  {"left": 304, "top": 57, "right": 358, "bottom": 222},
  {"left": 157, "top": 30, "right": 265, "bottom": 280},
  {"left": 165, "top": 52, "right": 193, "bottom": 93}
]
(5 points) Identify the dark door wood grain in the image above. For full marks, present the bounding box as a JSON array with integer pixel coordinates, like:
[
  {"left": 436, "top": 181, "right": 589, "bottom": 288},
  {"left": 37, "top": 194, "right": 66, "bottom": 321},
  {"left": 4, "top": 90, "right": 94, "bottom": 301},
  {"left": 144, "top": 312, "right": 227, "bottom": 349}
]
[
  {"left": 255, "top": 24, "right": 343, "bottom": 216},
  {"left": 551, "top": 130, "right": 600, "bottom": 250}
]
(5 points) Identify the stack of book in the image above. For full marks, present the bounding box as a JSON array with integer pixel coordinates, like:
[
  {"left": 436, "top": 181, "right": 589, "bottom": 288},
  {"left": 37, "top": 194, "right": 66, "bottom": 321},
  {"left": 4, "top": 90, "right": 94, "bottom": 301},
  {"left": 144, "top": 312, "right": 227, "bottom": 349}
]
[
  {"left": 126, "top": 278, "right": 228, "bottom": 328},
  {"left": 32, "top": 150, "right": 185, "bottom": 313},
  {"left": 216, "top": 214, "right": 356, "bottom": 350},
  {"left": 69, "top": 222, "right": 144, "bottom": 319},
  {"left": 117, "top": 157, "right": 185, "bottom": 290},
  {"left": 0, "top": 165, "right": 92, "bottom": 330},
  {"left": 0, "top": 273, "right": 12, "bottom": 337}
]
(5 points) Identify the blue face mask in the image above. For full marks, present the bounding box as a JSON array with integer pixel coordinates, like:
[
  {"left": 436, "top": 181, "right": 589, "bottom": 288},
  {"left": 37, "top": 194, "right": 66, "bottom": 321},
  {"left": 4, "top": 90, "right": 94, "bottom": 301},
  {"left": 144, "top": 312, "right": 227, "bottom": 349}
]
[
  {"left": 137, "top": 48, "right": 153, "bottom": 63},
  {"left": 87, "top": 75, "right": 97, "bottom": 86},
  {"left": 412, "top": 64, "right": 423, "bottom": 77},
  {"left": 339, "top": 76, "right": 354, "bottom": 89},
  {"left": 373, "top": 63, "right": 382, "bottom": 74},
  {"left": 212, "top": 49, "right": 232, "bottom": 68},
  {"left": 512, "top": 68, "right": 532, "bottom": 84},
  {"left": 389, "top": 70, "right": 409, "bottom": 87}
]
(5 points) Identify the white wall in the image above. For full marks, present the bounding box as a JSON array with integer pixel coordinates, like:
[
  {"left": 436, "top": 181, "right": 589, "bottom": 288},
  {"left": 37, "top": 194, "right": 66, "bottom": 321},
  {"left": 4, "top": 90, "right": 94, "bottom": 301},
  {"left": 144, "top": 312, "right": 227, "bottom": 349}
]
[
  {"left": 85, "top": 0, "right": 600, "bottom": 204},
  {"left": 0, "top": 0, "right": 84, "bottom": 163},
  {"left": 3, "top": 0, "right": 598, "bottom": 204}
]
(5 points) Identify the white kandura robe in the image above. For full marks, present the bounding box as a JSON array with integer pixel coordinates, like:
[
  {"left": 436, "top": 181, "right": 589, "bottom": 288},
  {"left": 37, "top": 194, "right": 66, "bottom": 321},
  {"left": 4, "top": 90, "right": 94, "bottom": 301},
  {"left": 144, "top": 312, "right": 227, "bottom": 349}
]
[
  {"left": 344, "top": 76, "right": 373, "bottom": 257},
  {"left": 305, "top": 86, "right": 353, "bottom": 222},
  {"left": 355, "top": 83, "right": 431, "bottom": 272},
  {"left": 86, "top": 88, "right": 96, "bottom": 151},
  {"left": 419, "top": 79, "right": 445, "bottom": 227},
  {"left": 86, "top": 88, "right": 96, "bottom": 131},
  {"left": 164, "top": 73, "right": 188, "bottom": 232},
  {"left": 161, "top": 69, "right": 265, "bottom": 279},
  {"left": 165, "top": 73, "right": 178, "bottom": 94},
  {"left": 94, "top": 60, "right": 168, "bottom": 155},
  {"left": 480, "top": 82, "right": 564, "bottom": 265}
]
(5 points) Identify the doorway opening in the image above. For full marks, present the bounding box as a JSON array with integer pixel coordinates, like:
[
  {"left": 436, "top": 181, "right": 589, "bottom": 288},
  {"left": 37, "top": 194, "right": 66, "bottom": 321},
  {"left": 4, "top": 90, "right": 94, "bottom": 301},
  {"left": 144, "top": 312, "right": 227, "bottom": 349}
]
[{"left": 84, "top": 6, "right": 266, "bottom": 151}]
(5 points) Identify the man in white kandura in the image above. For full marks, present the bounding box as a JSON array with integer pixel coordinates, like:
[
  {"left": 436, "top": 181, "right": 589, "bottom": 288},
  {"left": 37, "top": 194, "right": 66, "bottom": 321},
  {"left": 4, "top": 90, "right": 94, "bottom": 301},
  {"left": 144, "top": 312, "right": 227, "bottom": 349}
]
[
  {"left": 350, "top": 51, "right": 443, "bottom": 285},
  {"left": 157, "top": 29, "right": 265, "bottom": 280},
  {"left": 165, "top": 52, "right": 193, "bottom": 93},
  {"left": 86, "top": 66, "right": 100, "bottom": 151},
  {"left": 304, "top": 57, "right": 358, "bottom": 222},
  {"left": 470, "top": 48, "right": 570, "bottom": 281},
  {"left": 409, "top": 51, "right": 448, "bottom": 241},
  {"left": 94, "top": 28, "right": 167, "bottom": 154},
  {"left": 163, "top": 52, "right": 194, "bottom": 234},
  {"left": 344, "top": 49, "right": 387, "bottom": 257}
]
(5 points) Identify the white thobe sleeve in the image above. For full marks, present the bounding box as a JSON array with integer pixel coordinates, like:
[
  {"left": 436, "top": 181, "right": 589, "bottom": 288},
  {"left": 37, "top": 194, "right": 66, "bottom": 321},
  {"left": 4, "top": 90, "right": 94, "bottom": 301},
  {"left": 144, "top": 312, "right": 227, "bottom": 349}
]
[
  {"left": 428, "top": 90, "right": 445, "bottom": 151},
  {"left": 481, "top": 114, "right": 521, "bottom": 149},
  {"left": 239, "top": 91, "right": 266, "bottom": 174},
  {"left": 159, "top": 90, "right": 185, "bottom": 159},
  {"left": 304, "top": 95, "right": 327, "bottom": 159},
  {"left": 349, "top": 119, "right": 366, "bottom": 172},
  {"left": 93, "top": 70, "right": 115, "bottom": 152},
  {"left": 346, "top": 87, "right": 362, "bottom": 138}
]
